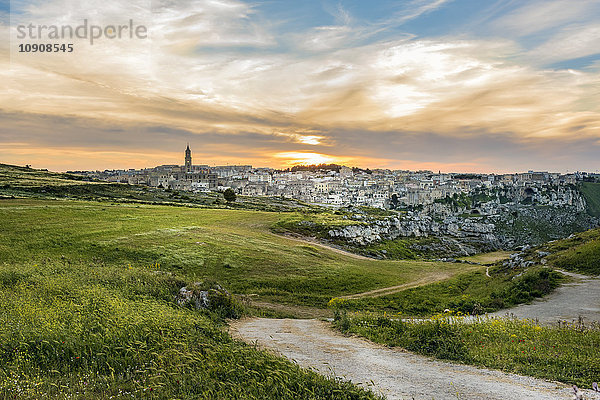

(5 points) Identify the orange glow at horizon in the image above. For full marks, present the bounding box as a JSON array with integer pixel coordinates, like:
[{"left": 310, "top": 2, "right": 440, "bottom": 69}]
[
  {"left": 0, "top": 144, "right": 586, "bottom": 175},
  {"left": 273, "top": 152, "right": 352, "bottom": 167}
]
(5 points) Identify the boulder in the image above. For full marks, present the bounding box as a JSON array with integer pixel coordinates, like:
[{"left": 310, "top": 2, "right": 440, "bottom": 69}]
[{"left": 176, "top": 281, "right": 231, "bottom": 311}]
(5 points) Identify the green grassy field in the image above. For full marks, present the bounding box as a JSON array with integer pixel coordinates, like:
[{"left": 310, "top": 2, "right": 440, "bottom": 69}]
[
  {"left": 1, "top": 198, "right": 398, "bottom": 399},
  {"left": 458, "top": 251, "right": 511, "bottom": 264},
  {"left": 328, "top": 265, "right": 563, "bottom": 316},
  {"left": 0, "top": 256, "right": 381, "bottom": 400},
  {"left": 540, "top": 228, "right": 600, "bottom": 275},
  {"left": 0, "top": 199, "right": 468, "bottom": 310},
  {"left": 578, "top": 182, "right": 600, "bottom": 217}
]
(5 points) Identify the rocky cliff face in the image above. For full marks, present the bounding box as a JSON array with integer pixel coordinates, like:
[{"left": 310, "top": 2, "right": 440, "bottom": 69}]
[
  {"left": 327, "top": 188, "right": 598, "bottom": 257},
  {"left": 327, "top": 214, "right": 500, "bottom": 255},
  {"left": 328, "top": 216, "right": 496, "bottom": 245}
]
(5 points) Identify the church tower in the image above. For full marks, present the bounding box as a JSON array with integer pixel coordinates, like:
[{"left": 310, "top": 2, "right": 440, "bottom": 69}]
[{"left": 184, "top": 144, "right": 192, "bottom": 172}]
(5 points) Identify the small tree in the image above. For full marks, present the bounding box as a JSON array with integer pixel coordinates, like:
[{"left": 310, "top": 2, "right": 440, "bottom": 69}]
[
  {"left": 223, "top": 188, "right": 237, "bottom": 202},
  {"left": 390, "top": 193, "right": 399, "bottom": 209}
]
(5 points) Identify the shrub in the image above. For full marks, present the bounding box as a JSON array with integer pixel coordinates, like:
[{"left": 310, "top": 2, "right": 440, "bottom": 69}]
[
  {"left": 223, "top": 188, "right": 237, "bottom": 202},
  {"left": 404, "top": 320, "right": 467, "bottom": 361}
]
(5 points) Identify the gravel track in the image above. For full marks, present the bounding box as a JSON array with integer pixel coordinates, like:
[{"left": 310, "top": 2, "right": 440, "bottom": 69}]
[
  {"left": 231, "top": 318, "right": 595, "bottom": 400},
  {"left": 273, "top": 233, "right": 372, "bottom": 260},
  {"left": 489, "top": 271, "right": 600, "bottom": 325}
]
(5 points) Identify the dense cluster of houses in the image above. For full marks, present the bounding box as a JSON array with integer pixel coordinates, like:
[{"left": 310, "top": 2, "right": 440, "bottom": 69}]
[{"left": 69, "top": 146, "right": 596, "bottom": 209}]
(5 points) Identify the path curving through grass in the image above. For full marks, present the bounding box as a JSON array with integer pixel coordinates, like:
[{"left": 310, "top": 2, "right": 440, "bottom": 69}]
[
  {"left": 489, "top": 270, "right": 600, "bottom": 324},
  {"left": 231, "top": 318, "right": 589, "bottom": 400}
]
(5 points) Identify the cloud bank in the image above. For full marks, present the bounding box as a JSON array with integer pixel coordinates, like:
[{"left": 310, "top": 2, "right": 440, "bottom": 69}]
[{"left": 1, "top": 0, "right": 599, "bottom": 172}]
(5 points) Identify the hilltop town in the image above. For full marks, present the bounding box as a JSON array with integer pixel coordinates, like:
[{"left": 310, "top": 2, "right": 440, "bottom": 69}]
[
  {"left": 70, "top": 145, "right": 599, "bottom": 210},
  {"left": 63, "top": 145, "right": 600, "bottom": 258}
]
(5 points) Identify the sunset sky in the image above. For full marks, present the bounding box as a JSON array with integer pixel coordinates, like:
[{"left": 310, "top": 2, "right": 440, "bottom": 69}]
[{"left": 1, "top": 0, "right": 600, "bottom": 172}]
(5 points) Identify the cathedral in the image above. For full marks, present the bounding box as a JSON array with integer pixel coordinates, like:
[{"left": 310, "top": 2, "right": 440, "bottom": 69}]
[
  {"left": 185, "top": 144, "right": 192, "bottom": 173},
  {"left": 148, "top": 145, "right": 217, "bottom": 190},
  {"left": 174, "top": 145, "right": 217, "bottom": 189}
]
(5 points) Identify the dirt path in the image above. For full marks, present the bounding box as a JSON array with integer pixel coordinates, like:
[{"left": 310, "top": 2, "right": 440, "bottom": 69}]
[
  {"left": 273, "top": 232, "right": 373, "bottom": 260},
  {"left": 459, "top": 251, "right": 512, "bottom": 264},
  {"left": 231, "top": 318, "right": 589, "bottom": 400},
  {"left": 489, "top": 270, "right": 600, "bottom": 325},
  {"left": 250, "top": 300, "right": 330, "bottom": 318},
  {"left": 274, "top": 233, "right": 483, "bottom": 300},
  {"left": 341, "top": 273, "right": 456, "bottom": 299}
]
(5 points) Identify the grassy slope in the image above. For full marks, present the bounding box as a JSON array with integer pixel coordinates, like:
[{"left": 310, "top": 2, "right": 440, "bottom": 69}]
[
  {"left": 0, "top": 199, "right": 466, "bottom": 309},
  {"left": 329, "top": 265, "right": 563, "bottom": 316},
  {"left": 459, "top": 251, "right": 512, "bottom": 264},
  {"left": 541, "top": 227, "right": 600, "bottom": 275},
  {"left": 578, "top": 182, "right": 600, "bottom": 217},
  {"left": 331, "top": 226, "right": 600, "bottom": 388},
  {"left": 0, "top": 255, "right": 379, "bottom": 399},
  {"left": 0, "top": 163, "right": 89, "bottom": 187}
]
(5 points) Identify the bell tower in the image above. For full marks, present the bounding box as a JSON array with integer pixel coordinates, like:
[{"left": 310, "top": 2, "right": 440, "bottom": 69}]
[{"left": 184, "top": 144, "right": 192, "bottom": 172}]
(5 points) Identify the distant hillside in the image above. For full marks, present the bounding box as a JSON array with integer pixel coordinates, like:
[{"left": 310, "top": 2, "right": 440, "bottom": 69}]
[
  {"left": 0, "top": 163, "right": 88, "bottom": 186},
  {"left": 578, "top": 182, "right": 600, "bottom": 217},
  {"left": 0, "top": 163, "right": 319, "bottom": 213}
]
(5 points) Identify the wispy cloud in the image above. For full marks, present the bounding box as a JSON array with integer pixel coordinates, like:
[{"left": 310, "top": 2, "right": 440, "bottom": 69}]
[
  {"left": 527, "top": 23, "right": 600, "bottom": 64},
  {"left": 491, "top": 0, "right": 599, "bottom": 37},
  {"left": 392, "top": 0, "right": 454, "bottom": 25}
]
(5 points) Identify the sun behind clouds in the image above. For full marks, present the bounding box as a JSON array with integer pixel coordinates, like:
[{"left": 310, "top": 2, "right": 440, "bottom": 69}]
[{"left": 274, "top": 152, "right": 350, "bottom": 167}]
